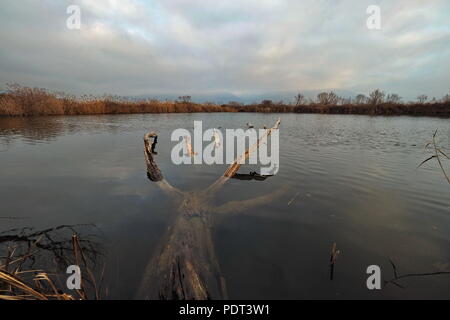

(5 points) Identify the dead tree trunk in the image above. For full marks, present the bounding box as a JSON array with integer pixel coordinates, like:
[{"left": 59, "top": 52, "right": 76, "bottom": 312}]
[{"left": 137, "top": 119, "right": 282, "bottom": 300}]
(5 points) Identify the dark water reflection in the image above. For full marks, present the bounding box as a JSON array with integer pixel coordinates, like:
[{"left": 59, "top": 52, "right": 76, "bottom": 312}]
[{"left": 0, "top": 114, "right": 449, "bottom": 299}]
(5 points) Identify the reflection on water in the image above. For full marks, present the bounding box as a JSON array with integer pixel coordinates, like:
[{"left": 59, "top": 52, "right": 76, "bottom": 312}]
[{"left": 0, "top": 113, "right": 449, "bottom": 299}]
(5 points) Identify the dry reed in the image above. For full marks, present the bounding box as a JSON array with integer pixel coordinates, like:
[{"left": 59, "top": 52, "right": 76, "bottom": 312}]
[
  {"left": 1, "top": 84, "right": 449, "bottom": 117},
  {"left": 0, "top": 226, "right": 103, "bottom": 300}
]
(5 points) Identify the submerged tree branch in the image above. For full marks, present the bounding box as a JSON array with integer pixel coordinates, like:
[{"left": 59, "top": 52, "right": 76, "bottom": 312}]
[
  {"left": 385, "top": 259, "right": 450, "bottom": 289},
  {"left": 139, "top": 118, "right": 286, "bottom": 300}
]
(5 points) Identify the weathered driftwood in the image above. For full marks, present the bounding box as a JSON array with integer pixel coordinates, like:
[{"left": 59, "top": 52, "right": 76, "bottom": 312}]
[
  {"left": 143, "top": 132, "right": 163, "bottom": 182},
  {"left": 223, "top": 118, "right": 280, "bottom": 178},
  {"left": 137, "top": 119, "right": 283, "bottom": 300}
]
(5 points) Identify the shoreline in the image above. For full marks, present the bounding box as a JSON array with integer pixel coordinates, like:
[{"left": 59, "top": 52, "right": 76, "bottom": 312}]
[
  {"left": 1, "top": 86, "right": 449, "bottom": 118},
  {"left": 1, "top": 105, "right": 449, "bottom": 118}
]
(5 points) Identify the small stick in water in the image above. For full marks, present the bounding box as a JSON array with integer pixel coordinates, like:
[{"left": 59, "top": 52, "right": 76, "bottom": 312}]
[
  {"left": 329, "top": 242, "right": 340, "bottom": 280},
  {"left": 287, "top": 191, "right": 301, "bottom": 206}
]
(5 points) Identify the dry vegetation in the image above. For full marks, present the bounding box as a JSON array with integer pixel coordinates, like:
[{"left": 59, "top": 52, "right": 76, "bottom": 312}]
[
  {"left": 0, "top": 225, "right": 103, "bottom": 300},
  {"left": 0, "top": 84, "right": 449, "bottom": 117},
  {"left": 419, "top": 130, "right": 450, "bottom": 184},
  {"left": 0, "top": 84, "right": 234, "bottom": 117}
]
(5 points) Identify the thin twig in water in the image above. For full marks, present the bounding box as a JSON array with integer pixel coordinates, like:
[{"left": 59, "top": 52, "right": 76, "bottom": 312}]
[
  {"left": 418, "top": 129, "right": 450, "bottom": 183},
  {"left": 329, "top": 243, "right": 340, "bottom": 280},
  {"left": 287, "top": 191, "right": 301, "bottom": 206},
  {"left": 385, "top": 259, "right": 450, "bottom": 289}
]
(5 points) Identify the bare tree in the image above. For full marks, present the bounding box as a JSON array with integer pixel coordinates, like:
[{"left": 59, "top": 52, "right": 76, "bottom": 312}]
[
  {"left": 387, "top": 93, "right": 402, "bottom": 104},
  {"left": 227, "top": 101, "right": 242, "bottom": 107},
  {"left": 417, "top": 94, "right": 428, "bottom": 103},
  {"left": 294, "top": 93, "right": 306, "bottom": 106},
  {"left": 178, "top": 96, "right": 192, "bottom": 103},
  {"left": 340, "top": 97, "right": 352, "bottom": 105},
  {"left": 368, "top": 89, "right": 385, "bottom": 105},
  {"left": 355, "top": 94, "right": 367, "bottom": 104},
  {"left": 317, "top": 91, "right": 339, "bottom": 105}
]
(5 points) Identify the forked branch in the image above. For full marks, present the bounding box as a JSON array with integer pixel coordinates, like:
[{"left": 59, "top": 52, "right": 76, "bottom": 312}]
[
  {"left": 143, "top": 132, "right": 183, "bottom": 197},
  {"left": 207, "top": 118, "right": 281, "bottom": 195},
  {"left": 144, "top": 118, "right": 281, "bottom": 198},
  {"left": 385, "top": 259, "right": 450, "bottom": 289}
]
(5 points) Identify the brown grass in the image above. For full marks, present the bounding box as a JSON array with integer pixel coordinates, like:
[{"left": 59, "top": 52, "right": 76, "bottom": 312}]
[
  {"left": 1, "top": 84, "right": 449, "bottom": 117},
  {"left": 0, "top": 225, "right": 103, "bottom": 300}
]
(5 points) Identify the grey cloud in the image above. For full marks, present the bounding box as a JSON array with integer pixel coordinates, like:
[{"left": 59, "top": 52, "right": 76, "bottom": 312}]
[{"left": 0, "top": 0, "right": 449, "bottom": 101}]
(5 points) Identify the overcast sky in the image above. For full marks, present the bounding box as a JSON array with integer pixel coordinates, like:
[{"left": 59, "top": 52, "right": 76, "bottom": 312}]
[{"left": 0, "top": 0, "right": 449, "bottom": 101}]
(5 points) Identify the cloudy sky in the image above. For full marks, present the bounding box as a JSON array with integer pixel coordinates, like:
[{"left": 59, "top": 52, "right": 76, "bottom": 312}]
[{"left": 0, "top": 0, "right": 449, "bottom": 101}]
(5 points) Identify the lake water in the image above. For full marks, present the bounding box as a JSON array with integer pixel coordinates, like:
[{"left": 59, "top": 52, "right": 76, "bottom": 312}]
[{"left": 0, "top": 113, "right": 449, "bottom": 299}]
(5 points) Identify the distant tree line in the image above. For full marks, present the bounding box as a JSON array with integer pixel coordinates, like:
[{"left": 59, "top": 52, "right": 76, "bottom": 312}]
[
  {"left": 1, "top": 84, "right": 449, "bottom": 117},
  {"left": 293, "top": 89, "right": 450, "bottom": 106}
]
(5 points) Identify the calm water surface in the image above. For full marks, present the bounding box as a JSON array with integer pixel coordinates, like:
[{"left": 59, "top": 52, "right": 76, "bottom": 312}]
[{"left": 0, "top": 113, "right": 449, "bottom": 299}]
